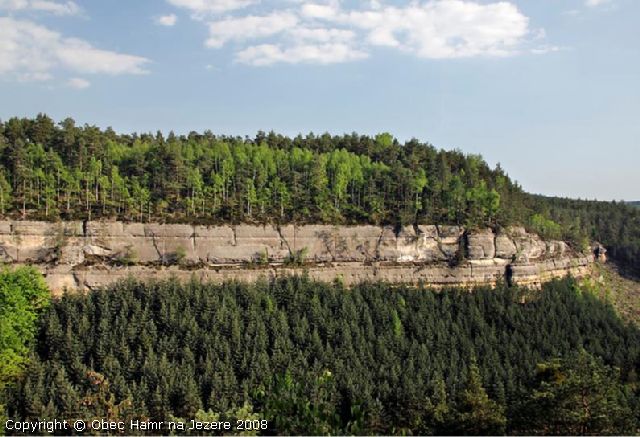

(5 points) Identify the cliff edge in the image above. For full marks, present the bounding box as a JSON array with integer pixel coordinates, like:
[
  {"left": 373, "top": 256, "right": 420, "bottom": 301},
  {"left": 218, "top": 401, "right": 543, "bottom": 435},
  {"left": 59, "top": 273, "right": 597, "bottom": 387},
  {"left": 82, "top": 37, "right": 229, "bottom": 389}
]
[{"left": 0, "top": 221, "right": 596, "bottom": 294}]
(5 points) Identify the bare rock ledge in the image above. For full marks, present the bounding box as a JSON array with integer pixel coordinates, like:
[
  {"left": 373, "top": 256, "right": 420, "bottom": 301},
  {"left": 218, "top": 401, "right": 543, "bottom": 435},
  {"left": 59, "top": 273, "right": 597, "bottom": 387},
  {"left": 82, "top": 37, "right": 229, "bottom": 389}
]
[{"left": 0, "top": 221, "right": 595, "bottom": 295}]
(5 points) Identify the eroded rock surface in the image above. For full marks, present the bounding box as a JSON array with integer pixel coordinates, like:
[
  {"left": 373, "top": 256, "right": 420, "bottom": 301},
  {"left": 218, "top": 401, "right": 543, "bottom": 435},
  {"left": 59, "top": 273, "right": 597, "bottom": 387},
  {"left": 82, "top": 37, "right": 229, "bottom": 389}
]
[{"left": 0, "top": 220, "right": 595, "bottom": 293}]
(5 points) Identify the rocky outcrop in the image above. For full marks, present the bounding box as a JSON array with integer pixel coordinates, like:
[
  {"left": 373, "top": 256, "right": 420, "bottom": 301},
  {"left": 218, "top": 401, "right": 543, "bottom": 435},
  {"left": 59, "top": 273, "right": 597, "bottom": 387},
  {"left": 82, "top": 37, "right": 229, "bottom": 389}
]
[
  {"left": 0, "top": 220, "right": 596, "bottom": 294},
  {"left": 467, "top": 228, "right": 496, "bottom": 259}
]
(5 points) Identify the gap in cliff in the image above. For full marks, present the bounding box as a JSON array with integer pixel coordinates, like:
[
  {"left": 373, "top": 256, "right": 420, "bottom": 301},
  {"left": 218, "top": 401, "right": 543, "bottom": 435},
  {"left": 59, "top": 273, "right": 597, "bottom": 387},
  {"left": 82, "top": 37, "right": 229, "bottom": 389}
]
[{"left": 505, "top": 264, "right": 514, "bottom": 287}]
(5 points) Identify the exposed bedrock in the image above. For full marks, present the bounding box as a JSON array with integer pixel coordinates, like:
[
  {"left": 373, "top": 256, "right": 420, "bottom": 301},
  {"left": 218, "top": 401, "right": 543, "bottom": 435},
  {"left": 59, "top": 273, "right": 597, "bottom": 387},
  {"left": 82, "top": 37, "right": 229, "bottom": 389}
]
[{"left": 0, "top": 220, "right": 595, "bottom": 293}]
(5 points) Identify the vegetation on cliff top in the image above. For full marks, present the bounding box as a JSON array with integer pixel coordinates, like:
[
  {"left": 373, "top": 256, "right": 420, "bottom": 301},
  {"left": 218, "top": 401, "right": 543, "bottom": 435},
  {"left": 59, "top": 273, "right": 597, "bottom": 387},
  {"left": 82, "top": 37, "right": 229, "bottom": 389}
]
[
  {"left": 0, "top": 115, "right": 638, "bottom": 275},
  {"left": 4, "top": 276, "right": 640, "bottom": 435}
]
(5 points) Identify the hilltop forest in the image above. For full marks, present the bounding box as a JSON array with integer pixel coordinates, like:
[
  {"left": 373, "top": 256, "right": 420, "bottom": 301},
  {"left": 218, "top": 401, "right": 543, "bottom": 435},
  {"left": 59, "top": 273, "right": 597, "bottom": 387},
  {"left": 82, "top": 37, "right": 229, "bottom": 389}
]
[{"left": 0, "top": 114, "right": 638, "bottom": 275}]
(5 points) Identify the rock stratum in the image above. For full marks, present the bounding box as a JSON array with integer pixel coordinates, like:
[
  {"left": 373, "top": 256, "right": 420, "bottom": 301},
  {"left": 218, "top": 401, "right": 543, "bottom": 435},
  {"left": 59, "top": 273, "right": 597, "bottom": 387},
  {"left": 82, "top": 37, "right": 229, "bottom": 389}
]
[{"left": 0, "top": 221, "right": 595, "bottom": 294}]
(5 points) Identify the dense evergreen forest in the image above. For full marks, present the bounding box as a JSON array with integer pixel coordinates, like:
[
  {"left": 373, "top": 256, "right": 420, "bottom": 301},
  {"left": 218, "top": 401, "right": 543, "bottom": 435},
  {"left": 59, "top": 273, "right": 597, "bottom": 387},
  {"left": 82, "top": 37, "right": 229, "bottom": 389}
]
[
  {"left": 0, "top": 115, "right": 638, "bottom": 276},
  {"left": 2, "top": 275, "right": 639, "bottom": 435}
]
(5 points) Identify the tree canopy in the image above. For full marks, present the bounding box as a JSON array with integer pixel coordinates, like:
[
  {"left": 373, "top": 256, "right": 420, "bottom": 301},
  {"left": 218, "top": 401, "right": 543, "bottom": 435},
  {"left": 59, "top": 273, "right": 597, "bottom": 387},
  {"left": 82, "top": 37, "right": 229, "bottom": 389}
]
[
  {"left": 3, "top": 276, "right": 639, "bottom": 435},
  {"left": 1, "top": 114, "right": 639, "bottom": 275},
  {"left": 0, "top": 267, "right": 50, "bottom": 390},
  {"left": 0, "top": 267, "right": 50, "bottom": 430}
]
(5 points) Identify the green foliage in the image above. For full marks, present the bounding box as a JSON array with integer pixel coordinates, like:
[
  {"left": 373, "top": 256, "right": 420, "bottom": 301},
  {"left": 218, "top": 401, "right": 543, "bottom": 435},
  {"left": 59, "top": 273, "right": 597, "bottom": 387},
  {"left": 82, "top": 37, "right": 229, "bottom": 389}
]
[
  {"left": 113, "top": 244, "right": 137, "bottom": 266},
  {"left": 171, "top": 245, "right": 188, "bottom": 266},
  {"left": 260, "top": 371, "right": 340, "bottom": 435},
  {"left": 4, "top": 276, "right": 640, "bottom": 435},
  {"left": 465, "top": 181, "right": 500, "bottom": 228},
  {"left": 0, "top": 267, "right": 50, "bottom": 389},
  {"left": 284, "top": 247, "right": 308, "bottom": 267},
  {"left": 0, "top": 116, "right": 514, "bottom": 228},
  {"left": 169, "top": 402, "right": 262, "bottom": 436},
  {"left": 513, "top": 350, "right": 635, "bottom": 435},
  {"left": 257, "top": 249, "right": 269, "bottom": 266},
  {"left": 0, "top": 267, "right": 50, "bottom": 432},
  {"left": 529, "top": 196, "right": 640, "bottom": 276},
  {"left": 78, "top": 370, "right": 136, "bottom": 424},
  {"left": 0, "top": 172, "right": 11, "bottom": 216},
  {"left": 2, "top": 115, "right": 639, "bottom": 275},
  {"left": 453, "top": 360, "right": 506, "bottom": 435},
  {"left": 530, "top": 213, "right": 562, "bottom": 240}
]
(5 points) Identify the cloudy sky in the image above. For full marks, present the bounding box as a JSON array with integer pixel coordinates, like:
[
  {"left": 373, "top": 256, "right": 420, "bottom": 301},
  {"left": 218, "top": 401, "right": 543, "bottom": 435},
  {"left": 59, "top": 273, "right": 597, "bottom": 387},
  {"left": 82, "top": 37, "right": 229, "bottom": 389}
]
[{"left": 0, "top": 0, "right": 638, "bottom": 200}]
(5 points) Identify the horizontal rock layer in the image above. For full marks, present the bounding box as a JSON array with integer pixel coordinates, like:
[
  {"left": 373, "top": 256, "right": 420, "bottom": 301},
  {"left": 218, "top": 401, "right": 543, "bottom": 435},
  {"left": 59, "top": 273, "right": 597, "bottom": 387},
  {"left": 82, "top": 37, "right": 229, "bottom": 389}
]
[{"left": 0, "top": 221, "right": 593, "bottom": 293}]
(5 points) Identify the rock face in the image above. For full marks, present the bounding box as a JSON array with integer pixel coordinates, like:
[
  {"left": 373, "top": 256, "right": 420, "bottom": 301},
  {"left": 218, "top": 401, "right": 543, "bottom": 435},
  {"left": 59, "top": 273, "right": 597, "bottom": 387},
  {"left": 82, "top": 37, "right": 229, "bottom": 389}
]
[
  {"left": 0, "top": 220, "right": 596, "bottom": 294},
  {"left": 467, "top": 228, "right": 496, "bottom": 259}
]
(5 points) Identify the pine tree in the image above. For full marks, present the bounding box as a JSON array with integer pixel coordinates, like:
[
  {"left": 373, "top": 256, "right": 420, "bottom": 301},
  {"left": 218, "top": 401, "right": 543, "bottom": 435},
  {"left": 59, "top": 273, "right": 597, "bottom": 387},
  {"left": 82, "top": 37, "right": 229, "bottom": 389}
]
[{"left": 454, "top": 360, "right": 507, "bottom": 435}]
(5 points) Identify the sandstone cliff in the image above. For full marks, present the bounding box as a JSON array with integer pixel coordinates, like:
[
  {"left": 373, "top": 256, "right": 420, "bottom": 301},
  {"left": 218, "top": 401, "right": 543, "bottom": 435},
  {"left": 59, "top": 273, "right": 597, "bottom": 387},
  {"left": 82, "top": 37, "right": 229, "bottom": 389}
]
[{"left": 0, "top": 221, "right": 595, "bottom": 294}]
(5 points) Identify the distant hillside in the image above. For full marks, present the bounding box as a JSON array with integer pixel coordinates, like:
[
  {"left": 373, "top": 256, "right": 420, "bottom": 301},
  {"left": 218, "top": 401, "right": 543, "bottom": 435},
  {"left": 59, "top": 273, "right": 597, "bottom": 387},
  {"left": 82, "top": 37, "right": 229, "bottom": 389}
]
[
  {"left": 628, "top": 201, "right": 640, "bottom": 208},
  {"left": 583, "top": 263, "right": 640, "bottom": 324}
]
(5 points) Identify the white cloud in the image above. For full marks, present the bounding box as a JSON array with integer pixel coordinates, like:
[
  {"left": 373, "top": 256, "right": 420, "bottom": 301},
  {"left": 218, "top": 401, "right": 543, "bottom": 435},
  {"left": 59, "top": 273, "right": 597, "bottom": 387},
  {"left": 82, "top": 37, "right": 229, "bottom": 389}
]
[
  {"left": 67, "top": 77, "right": 90, "bottom": 89},
  {"left": 341, "top": 1, "right": 530, "bottom": 59},
  {"left": 206, "top": 12, "right": 298, "bottom": 48},
  {"left": 0, "top": 17, "right": 150, "bottom": 81},
  {"left": 289, "top": 27, "right": 355, "bottom": 43},
  {"left": 236, "top": 43, "right": 368, "bottom": 66},
  {"left": 300, "top": 2, "right": 339, "bottom": 20},
  {"left": 0, "top": 0, "right": 80, "bottom": 15},
  {"left": 185, "top": 0, "right": 550, "bottom": 66},
  {"left": 156, "top": 13, "right": 178, "bottom": 26},
  {"left": 167, "top": 0, "right": 256, "bottom": 16},
  {"left": 585, "top": 0, "right": 612, "bottom": 7}
]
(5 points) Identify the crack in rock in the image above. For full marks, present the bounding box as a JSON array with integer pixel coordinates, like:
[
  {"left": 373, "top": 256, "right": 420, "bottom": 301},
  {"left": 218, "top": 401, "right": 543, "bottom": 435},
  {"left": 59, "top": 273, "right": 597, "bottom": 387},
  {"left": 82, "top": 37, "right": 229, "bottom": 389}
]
[
  {"left": 276, "top": 225, "right": 292, "bottom": 257},
  {"left": 0, "top": 245, "right": 15, "bottom": 262},
  {"left": 146, "top": 227, "right": 164, "bottom": 263},
  {"left": 374, "top": 227, "right": 385, "bottom": 261}
]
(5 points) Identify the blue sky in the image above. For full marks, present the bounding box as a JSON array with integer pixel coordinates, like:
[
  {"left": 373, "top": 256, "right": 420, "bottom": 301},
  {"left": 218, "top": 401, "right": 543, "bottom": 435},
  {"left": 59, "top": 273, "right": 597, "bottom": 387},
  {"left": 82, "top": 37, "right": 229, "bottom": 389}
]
[{"left": 0, "top": 0, "right": 638, "bottom": 200}]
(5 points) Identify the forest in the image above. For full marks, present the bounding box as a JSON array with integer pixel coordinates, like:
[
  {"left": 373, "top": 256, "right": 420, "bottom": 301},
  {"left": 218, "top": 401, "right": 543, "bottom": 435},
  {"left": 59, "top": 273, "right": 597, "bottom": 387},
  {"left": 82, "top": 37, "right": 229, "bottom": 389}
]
[
  {"left": 2, "top": 273, "right": 639, "bottom": 435},
  {"left": 0, "top": 268, "right": 51, "bottom": 431},
  {"left": 0, "top": 115, "right": 638, "bottom": 276}
]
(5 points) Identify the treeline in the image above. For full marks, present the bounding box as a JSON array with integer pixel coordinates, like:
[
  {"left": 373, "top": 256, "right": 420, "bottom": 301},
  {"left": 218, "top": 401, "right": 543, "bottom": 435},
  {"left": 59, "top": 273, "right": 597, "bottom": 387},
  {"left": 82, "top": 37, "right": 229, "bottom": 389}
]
[
  {"left": 0, "top": 115, "right": 515, "bottom": 226},
  {"left": 527, "top": 196, "right": 640, "bottom": 276},
  {"left": 4, "top": 276, "right": 640, "bottom": 435},
  {"left": 0, "top": 115, "right": 638, "bottom": 275}
]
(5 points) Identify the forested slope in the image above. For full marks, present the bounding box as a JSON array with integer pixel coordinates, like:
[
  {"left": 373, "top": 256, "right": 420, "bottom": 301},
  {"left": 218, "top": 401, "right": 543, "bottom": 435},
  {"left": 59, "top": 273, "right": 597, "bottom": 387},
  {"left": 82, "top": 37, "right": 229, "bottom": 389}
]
[
  {"left": 0, "top": 115, "right": 638, "bottom": 275},
  {"left": 4, "top": 276, "right": 640, "bottom": 435}
]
